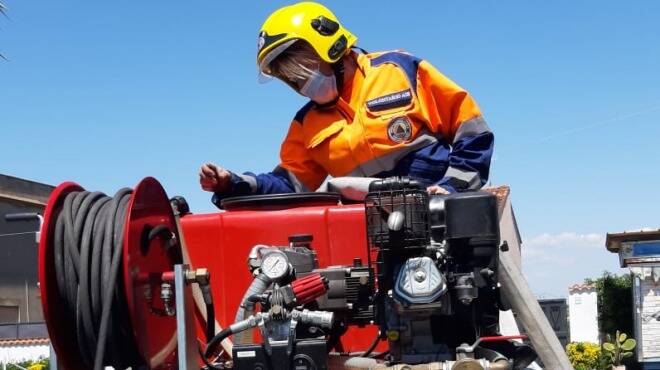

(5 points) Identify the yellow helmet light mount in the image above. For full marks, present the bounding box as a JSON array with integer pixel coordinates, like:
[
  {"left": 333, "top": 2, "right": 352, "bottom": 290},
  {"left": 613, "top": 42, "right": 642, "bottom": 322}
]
[{"left": 257, "top": 2, "right": 357, "bottom": 80}]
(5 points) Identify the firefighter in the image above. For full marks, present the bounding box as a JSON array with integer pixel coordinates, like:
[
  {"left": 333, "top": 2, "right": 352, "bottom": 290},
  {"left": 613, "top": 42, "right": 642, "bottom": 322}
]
[{"left": 200, "top": 2, "right": 494, "bottom": 206}]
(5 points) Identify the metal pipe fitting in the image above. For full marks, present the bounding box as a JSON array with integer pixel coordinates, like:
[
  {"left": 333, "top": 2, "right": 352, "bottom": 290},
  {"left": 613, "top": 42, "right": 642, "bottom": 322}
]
[
  {"left": 160, "top": 282, "right": 175, "bottom": 316},
  {"left": 299, "top": 309, "right": 334, "bottom": 329}
]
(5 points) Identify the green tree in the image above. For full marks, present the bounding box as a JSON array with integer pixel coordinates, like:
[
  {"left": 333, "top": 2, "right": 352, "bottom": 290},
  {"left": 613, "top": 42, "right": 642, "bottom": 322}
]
[{"left": 585, "top": 271, "right": 634, "bottom": 342}]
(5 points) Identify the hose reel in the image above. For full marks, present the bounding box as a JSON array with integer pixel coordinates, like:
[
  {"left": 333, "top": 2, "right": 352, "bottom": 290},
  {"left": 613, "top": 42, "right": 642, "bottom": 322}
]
[{"left": 39, "top": 177, "right": 183, "bottom": 370}]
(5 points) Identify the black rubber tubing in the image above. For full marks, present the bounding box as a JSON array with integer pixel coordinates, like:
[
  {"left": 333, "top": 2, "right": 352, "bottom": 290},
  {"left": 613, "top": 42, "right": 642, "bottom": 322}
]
[
  {"left": 53, "top": 189, "right": 140, "bottom": 370},
  {"left": 205, "top": 327, "right": 233, "bottom": 358},
  {"left": 361, "top": 331, "right": 381, "bottom": 357}
]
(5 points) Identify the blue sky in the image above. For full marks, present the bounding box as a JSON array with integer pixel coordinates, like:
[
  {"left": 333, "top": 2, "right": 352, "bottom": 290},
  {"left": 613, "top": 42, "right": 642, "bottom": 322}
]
[{"left": 1, "top": 1, "right": 658, "bottom": 297}]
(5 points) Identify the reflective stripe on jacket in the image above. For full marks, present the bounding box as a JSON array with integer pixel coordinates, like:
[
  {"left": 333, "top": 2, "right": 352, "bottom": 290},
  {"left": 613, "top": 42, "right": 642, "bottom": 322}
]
[{"left": 213, "top": 50, "right": 493, "bottom": 206}]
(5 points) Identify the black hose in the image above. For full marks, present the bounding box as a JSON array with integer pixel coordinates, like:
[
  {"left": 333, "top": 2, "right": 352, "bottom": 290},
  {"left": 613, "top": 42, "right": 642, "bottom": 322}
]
[
  {"left": 361, "top": 331, "right": 381, "bottom": 358},
  {"left": 198, "top": 281, "right": 216, "bottom": 343},
  {"left": 205, "top": 301, "right": 216, "bottom": 342},
  {"left": 198, "top": 342, "right": 223, "bottom": 370},
  {"left": 53, "top": 189, "right": 141, "bottom": 370},
  {"left": 205, "top": 327, "right": 233, "bottom": 358}
]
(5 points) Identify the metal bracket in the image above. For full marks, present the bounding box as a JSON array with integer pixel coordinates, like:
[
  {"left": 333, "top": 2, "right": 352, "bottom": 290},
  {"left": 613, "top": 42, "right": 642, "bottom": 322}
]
[
  {"left": 287, "top": 310, "right": 300, "bottom": 356},
  {"left": 174, "top": 264, "right": 199, "bottom": 370},
  {"left": 259, "top": 318, "right": 272, "bottom": 356}
]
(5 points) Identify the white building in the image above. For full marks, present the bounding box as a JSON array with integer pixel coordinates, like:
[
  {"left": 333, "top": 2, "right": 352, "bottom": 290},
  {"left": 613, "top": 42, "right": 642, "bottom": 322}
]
[
  {"left": 607, "top": 229, "right": 660, "bottom": 370},
  {"left": 0, "top": 337, "right": 50, "bottom": 366},
  {"left": 568, "top": 283, "right": 599, "bottom": 343}
]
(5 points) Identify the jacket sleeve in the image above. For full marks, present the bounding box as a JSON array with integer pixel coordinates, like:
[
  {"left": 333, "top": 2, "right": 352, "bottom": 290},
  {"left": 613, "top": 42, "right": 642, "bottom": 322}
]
[
  {"left": 416, "top": 60, "right": 494, "bottom": 192},
  {"left": 211, "top": 118, "right": 327, "bottom": 208}
]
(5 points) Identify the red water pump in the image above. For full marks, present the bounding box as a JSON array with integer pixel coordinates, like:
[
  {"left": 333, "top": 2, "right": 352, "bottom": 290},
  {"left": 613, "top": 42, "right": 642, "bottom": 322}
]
[{"left": 39, "top": 176, "right": 540, "bottom": 370}]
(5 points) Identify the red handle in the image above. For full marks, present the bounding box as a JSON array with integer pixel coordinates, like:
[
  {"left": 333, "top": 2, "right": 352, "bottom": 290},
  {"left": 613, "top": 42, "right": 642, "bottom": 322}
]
[
  {"left": 291, "top": 273, "right": 327, "bottom": 304},
  {"left": 479, "top": 335, "right": 528, "bottom": 342}
]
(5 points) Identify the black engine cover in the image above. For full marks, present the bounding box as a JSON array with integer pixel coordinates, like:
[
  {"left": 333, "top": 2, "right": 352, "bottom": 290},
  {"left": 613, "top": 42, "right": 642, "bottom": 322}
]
[{"left": 444, "top": 191, "right": 499, "bottom": 246}]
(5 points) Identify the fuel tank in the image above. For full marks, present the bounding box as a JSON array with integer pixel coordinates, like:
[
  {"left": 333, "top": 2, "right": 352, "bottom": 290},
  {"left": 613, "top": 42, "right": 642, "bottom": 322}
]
[{"left": 179, "top": 193, "right": 378, "bottom": 350}]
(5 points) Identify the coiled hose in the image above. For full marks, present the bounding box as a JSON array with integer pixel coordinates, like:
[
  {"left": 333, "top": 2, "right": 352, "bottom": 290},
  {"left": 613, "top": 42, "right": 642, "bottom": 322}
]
[{"left": 53, "top": 189, "right": 141, "bottom": 370}]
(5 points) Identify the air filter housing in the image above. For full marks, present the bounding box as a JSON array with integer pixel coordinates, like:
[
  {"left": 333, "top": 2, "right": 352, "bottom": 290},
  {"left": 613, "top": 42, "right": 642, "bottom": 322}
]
[{"left": 444, "top": 191, "right": 499, "bottom": 247}]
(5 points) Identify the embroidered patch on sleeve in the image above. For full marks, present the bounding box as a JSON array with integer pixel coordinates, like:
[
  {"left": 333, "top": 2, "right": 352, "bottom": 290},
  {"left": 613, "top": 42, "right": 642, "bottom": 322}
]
[
  {"left": 365, "top": 89, "right": 412, "bottom": 112},
  {"left": 387, "top": 116, "right": 413, "bottom": 143}
]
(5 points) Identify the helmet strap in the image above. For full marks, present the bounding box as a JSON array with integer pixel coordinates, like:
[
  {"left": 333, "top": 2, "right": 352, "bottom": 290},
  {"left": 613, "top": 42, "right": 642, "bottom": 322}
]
[{"left": 332, "top": 58, "right": 345, "bottom": 93}]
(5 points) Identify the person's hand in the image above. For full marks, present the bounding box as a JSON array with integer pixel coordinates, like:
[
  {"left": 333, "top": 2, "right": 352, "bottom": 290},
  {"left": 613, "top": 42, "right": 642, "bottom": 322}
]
[
  {"left": 426, "top": 185, "right": 450, "bottom": 195},
  {"left": 199, "top": 162, "right": 231, "bottom": 193}
]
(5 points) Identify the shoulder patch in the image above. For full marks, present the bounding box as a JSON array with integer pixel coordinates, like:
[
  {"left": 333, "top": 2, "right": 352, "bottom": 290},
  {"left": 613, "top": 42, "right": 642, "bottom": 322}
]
[
  {"left": 366, "top": 89, "right": 412, "bottom": 112},
  {"left": 370, "top": 52, "right": 422, "bottom": 93},
  {"left": 387, "top": 116, "right": 413, "bottom": 143},
  {"left": 293, "top": 100, "right": 315, "bottom": 124}
]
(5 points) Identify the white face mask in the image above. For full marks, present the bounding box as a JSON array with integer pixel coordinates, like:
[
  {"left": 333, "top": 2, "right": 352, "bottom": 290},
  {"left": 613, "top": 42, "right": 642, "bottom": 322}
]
[{"left": 298, "top": 68, "right": 338, "bottom": 105}]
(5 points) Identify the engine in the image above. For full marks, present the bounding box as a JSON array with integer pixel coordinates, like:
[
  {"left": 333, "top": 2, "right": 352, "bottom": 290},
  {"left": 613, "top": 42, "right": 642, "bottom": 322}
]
[{"left": 365, "top": 178, "right": 503, "bottom": 364}]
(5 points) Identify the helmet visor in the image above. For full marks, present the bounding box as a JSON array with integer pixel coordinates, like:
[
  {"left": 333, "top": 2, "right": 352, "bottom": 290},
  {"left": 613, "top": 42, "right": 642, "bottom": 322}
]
[{"left": 257, "top": 39, "right": 299, "bottom": 84}]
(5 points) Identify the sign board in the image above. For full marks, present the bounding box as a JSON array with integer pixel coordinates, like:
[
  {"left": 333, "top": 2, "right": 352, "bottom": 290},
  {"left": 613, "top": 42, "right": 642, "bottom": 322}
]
[
  {"left": 631, "top": 266, "right": 660, "bottom": 361},
  {"left": 620, "top": 241, "right": 660, "bottom": 267}
]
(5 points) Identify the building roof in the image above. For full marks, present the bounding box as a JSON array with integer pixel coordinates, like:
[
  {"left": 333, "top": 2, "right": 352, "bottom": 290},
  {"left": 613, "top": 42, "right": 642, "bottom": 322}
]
[
  {"left": 0, "top": 337, "right": 49, "bottom": 347},
  {"left": 568, "top": 283, "right": 596, "bottom": 294},
  {"left": 605, "top": 229, "right": 660, "bottom": 253},
  {"left": 0, "top": 174, "right": 54, "bottom": 206}
]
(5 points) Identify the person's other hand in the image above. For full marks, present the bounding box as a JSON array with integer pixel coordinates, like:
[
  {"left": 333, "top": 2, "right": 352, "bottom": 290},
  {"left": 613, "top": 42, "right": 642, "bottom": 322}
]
[
  {"left": 199, "top": 162, "right": 231, "bottom": 193},
  {"left": 426, "top": 185, "right": 450, "bottom": 195}
]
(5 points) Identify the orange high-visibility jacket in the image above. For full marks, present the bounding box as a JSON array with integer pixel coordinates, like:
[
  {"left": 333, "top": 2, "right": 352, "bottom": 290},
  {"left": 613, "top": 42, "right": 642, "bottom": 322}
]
[{"left": 213, "top": 51, "right": 493, "bottom": 204}]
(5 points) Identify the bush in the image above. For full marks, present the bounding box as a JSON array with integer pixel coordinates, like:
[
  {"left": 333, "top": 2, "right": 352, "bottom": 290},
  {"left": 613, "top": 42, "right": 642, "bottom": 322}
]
[
  {"left": 585, "top": 272, "right": 634, "bottom": 338},
  {"left": 567, "top": 342, "right": 601, "bottom": 370},
  {"left": 602, "top": 331, "right": 637, "bottom": 367},
  {"left": 6, "top": 357, "right": 50, "bottom": 370}
]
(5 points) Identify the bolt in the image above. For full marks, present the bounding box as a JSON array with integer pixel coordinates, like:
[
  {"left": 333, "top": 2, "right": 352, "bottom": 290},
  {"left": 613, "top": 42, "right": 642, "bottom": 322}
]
[
  {"left": 386, "top": 330, "right": 400, "bottom": 341},
  {"left": 480, "top": 268, "right": 495, "bottom": 280},
  {"left": 195, "top": 268, "right": 210, "bottom": 284},
  {"left": 184, "top": 269, "right": 195, "bottom": 283},
  {"left": 414, "top": 270, "right": 427, "bottom": 282},
  {"left": 460, "top": 298, "right": 473, "bottom": 305},
  {"left": 184, "top": 268, "right": 210, "bottom": 284}
]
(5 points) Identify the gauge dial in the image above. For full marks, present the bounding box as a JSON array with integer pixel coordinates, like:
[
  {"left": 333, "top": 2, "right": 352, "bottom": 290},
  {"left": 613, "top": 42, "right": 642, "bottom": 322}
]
[{"left": 261, "top": 251, "right": 289, "bottom": 280}]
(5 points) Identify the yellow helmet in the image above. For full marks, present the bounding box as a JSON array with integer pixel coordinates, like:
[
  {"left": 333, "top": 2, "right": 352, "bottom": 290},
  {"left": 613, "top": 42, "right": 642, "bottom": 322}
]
[{"left": 257, "top": 2, "right": 357, "bottom": 76}]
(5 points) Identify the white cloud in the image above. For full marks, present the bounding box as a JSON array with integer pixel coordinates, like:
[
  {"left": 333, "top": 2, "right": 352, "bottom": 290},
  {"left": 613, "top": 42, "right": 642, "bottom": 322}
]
[
  {"left": 524, "top": 232, "right": 605, "bottom": 248},
  {"left": 522, "top": 232, "right": 605, "bottom": 267},
  {"left": 520, "top": 232, "right": 622, "bottom": 298}
]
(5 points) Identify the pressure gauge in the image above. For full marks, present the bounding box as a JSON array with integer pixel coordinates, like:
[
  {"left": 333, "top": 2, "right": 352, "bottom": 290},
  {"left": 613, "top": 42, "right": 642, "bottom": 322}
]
[{"left": 261, "top": 251, "right": 290, "bottom": 280}]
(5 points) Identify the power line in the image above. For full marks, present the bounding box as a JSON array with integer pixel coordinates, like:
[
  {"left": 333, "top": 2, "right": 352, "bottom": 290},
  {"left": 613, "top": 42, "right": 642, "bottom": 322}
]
[
  {"left": 490, "top": 102, "right": 660, "bottom": 170},
  {"left": 531, "top": 104, "right": 660, "bottom": 144}
]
